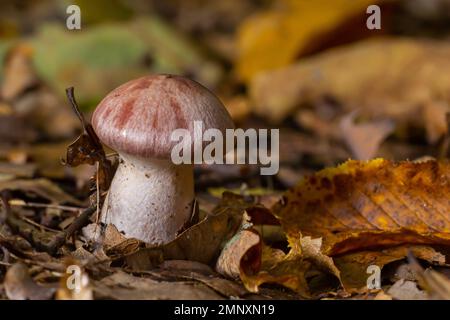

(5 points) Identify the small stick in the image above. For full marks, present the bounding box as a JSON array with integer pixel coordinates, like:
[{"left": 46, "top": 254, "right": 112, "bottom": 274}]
[
  {"left": 96, "top": 162, "right": 100, "bottom": 224},
  {"left": 45, "top": 205, "right": 97, "bottom": 255},
  {"left": 8, "top": 200, "right": 83, "bottom": 213},
  {"left": 106, "top": 152, "right": 119, "bottom": 158},
  {"left": 66, "top": 87, "right": 89, "bottom": 132},
  {"left": 66, "top": 87, "right": 104, "bottom": 152},
  {"left": 7, "top": 252, "right": 66, "bottom": 272},
  {"left": 18, "top": 215, "right": 59, "bottom": 233}
]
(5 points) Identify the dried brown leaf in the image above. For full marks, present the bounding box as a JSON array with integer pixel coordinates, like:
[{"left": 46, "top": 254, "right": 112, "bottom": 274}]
[
  {"left": 239, "top": 241, "right": 311, "bottom": 297},
  {"left": 250, "top": 39, "right": 450, "bottom": 142},
  {"left": 148, "top": 260, "right": 249, "bottom": 298},
  {"left": 387, "top": 279, "right": 428, "bottom": 300},
  {"left": 92, "top": 271, "right": 224, "bottom": 300},
  {"left": 63, "top": 87, "right": 114, "bottom": 192},
  {"left": 335, "top": 245, "right": 445, "bottom": 290},
  {"left": 216, "top": 220, "right": 340, "bottom": 297},
  {"left": 339, "top": 112, "right": 395, "bottom": 160},
  {"left": 119, "top": 192, "right": 245, "bottom": 270},
  {"left": 408, "top": 253, "right": 450, "bottom": 300},
  {"left": 4, "top": 263, "right": 55, "bottom": 300}
]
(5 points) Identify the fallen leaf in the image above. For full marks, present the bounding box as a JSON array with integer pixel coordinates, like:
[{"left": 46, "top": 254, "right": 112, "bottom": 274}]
[
  {"left": 0, "top": 17, "right": 223, "bottom": 107},
  {"left": 374, "top": 290, "right": 392, "bottom": 300},
  {"left": 0, "top": 178, "right": 82, "bottom": 205},
  {"left": 1, "top": 44, "right": 79, "bottom": 140},
  {"left": 5, "top": 211, "right": 56, "bottom": 252},
  {"left": 216, "top": 227, "right": 261, "bottom": 280},
  {"left": 0, "top": 114, "right": 37, "bottom": 143},
  {"left": 222, "top": 95, "right": 251, "bottom": 122},
  {"left": 216, "top": 217, "right": 340, "bottom": 297},
  {"left": 63, "top": 87, "right": 114, "bottom": 193},
  {"left": 118, "top": 192, "right": 245, "bottom": 270},
  {"left": 276, "top": 159, "right": 450, "bottom": 256},
  {"left": 387, "top": 279, "right": 428, "bottom": 300},
  {"left": 4, "top": 263, "right": 55, "bottom": 300},
  {"left": 238, "top": 239, "right": 311, "bottom": 297},
  {"left": 408, "top": 253, "right": 450, "bottom": 300},
  {"left": 0, "top": 162, "right": 36, "bottom": 179},
  {"left": 147, "top": 260, "right": 249, "bottom": 298},
  {"left": 160, "top": 260, "right": 215, "bottom": 274},
  {"left": 334, "top": 245, "right": 445, "bottom": 290},
  {"left": 339, "top": 112, "right": 395, "bottom": 160},
  {"left": 103, "top": 223, "right": 128, "bottom": 248},
  {"left": 420, "top": 269, "right": 450, "bottom": 300},
  {"left": 389, "top": 263, "right": 420, "bottom": 283},
  {"left": 0, "top": 44, "right": 38, "bottom": 101},
  {"left": 0, "top": 142, "right": 95, "bottom": 180},
  {"left": 250, "top": 38, "right": 450, "bottom": 143},
  {"left": 92, "top": 271, "right": 224, "bottom": 300},
  {"left": 236, "top": 0, "right": 382, "bottom": 83},
  {"left": 298, "top": 236, "right": 341, "bottom": 284},
  {"left": 423, "top": 101, "right": 450, "bottom": 143}
]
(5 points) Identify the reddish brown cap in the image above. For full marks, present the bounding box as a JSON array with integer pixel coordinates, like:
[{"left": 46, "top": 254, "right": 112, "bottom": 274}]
[{"left": 92, "top": 74, "right": 234, "bottom": 159}]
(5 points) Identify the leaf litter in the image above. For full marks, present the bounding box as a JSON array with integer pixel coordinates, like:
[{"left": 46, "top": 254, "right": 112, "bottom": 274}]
[{"left": 1, "top": 1, "right": 450, "bottom": 301}]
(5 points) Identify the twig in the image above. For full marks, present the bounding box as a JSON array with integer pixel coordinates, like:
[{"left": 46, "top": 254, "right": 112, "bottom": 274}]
[
  {"left": 64, "top": 87, "right": 114, "bottom": 192},
  {"left": 96, "top": 162, "right": 100, "bottom": 224},
  {"left": 45, "top": 205, "right": 97, "bottom": 255},
  {"left": 106, "top": 152, "right": 119, "bottom": 158},
  {"left": 7, "top": 252, "right": 66, "bottom": 272},
  {"left": 66, "top": 87, "right": 89, "bottom": 132},
  {"left": 66, "top": 87, "right": 104, "bottom": 153},
  {"left": 8, "top": 200, "right": 83, "bottom": 213},
  {"left": 18, "top": 215, "right": 60, "bottom": 233}
]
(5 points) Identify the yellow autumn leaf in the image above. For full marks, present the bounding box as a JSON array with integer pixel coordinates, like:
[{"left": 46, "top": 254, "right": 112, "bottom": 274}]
[{"left": 236, "top": 0, "right": 380, "bottom": 83}]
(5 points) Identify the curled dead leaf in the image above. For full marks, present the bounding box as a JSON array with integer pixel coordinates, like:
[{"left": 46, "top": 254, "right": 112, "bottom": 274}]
[
  {"left": 63, "top": 87, "right": 114, "bottom": 193},
  {"left": 216, "top": 216, "right": 341, "bottom": 297},
  {"left": 109, "top": 192, "right": 245, "bottom": 270}
]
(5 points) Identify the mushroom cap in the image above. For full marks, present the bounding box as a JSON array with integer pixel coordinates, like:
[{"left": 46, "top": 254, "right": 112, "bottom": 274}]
[{"left": 92, "top": 74, "right": 234, "bottom": 159}]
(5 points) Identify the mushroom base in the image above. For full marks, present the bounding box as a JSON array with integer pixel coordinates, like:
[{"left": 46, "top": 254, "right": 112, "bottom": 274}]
[{"left": 101, "top": 155, "right": 194, "bottom": 244}]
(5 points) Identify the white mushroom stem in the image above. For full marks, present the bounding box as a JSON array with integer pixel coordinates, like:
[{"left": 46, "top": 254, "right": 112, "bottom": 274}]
[{"left": 101, "top": 154, "right": 194, "bottom": 244}]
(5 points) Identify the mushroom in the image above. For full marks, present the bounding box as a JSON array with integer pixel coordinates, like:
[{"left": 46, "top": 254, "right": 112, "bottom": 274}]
[{"left": 91, "top": 74, "right": 233, "bottom": 244}]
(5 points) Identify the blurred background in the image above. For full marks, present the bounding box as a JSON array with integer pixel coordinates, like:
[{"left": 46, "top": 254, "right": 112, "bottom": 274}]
[{"left": 1, "top": 0, "right": 450, "bottom": 199}]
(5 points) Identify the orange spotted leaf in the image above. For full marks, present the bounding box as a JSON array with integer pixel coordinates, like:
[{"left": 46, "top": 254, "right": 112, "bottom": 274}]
[{"left": 275, "top": 159, "right": 450, "bottom": 255}]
